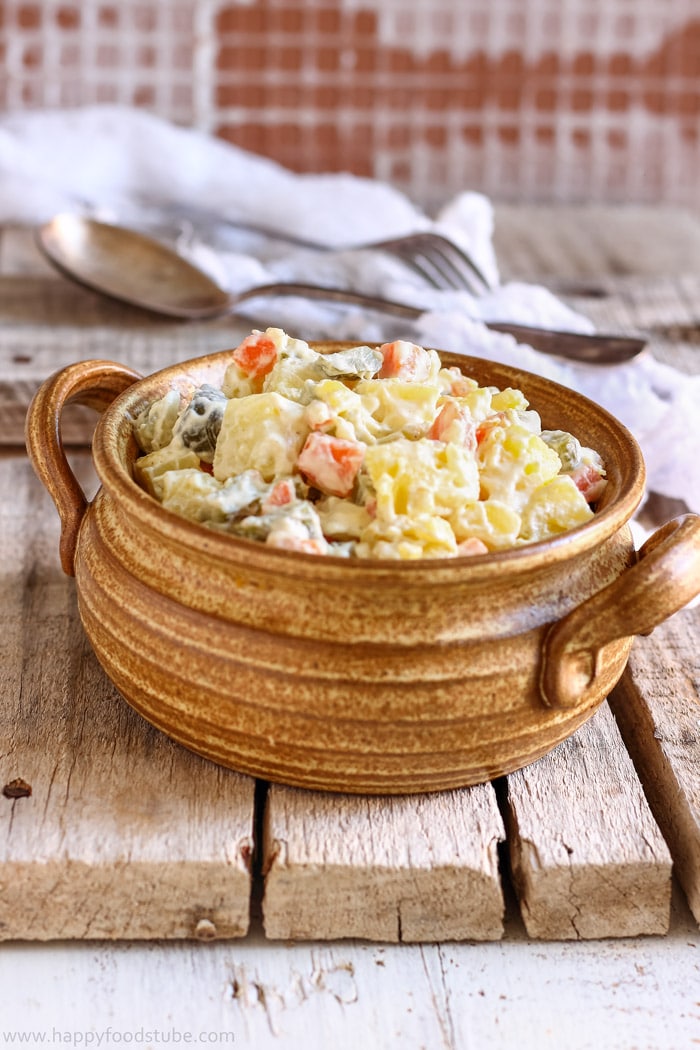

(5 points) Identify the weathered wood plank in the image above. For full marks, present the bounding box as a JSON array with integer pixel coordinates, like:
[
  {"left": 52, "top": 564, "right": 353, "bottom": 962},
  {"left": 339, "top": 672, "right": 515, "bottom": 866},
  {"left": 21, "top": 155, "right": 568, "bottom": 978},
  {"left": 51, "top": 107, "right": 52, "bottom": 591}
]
[
  {"left": 609, "top": 607, "right": 700, "bottom": 925},
  {"left": 494, "top": 204, "right": 700, "bottom": 282},
  {"left": 262, "top": 783, "right": 505, "bottom": 942},
  {"left": 0, "top": 452, "right": 256, "bottom": 940},
  {"left": 502, "top": 702, "right": 672, "bottom": 939}
]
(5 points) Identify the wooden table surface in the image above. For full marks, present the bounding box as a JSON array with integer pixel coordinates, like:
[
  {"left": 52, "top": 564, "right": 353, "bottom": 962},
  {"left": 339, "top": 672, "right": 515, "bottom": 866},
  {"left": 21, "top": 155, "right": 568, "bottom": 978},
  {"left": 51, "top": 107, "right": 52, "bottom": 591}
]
[{"left": 1, "top": 206, "right": 699, "bottom": 1048}]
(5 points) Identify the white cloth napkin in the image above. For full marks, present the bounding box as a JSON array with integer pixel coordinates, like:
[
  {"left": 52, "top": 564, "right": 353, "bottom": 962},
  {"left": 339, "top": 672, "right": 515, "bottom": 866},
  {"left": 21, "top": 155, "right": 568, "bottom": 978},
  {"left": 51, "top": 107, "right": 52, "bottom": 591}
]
[{"left": 1, "top": 105, "right": 698, "bottom": 512}]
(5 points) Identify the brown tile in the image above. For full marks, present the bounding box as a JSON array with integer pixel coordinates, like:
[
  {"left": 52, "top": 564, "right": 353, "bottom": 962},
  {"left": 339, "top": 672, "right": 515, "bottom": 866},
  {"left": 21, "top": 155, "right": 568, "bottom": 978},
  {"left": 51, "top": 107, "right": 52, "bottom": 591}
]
[
  {"left": 216, "top": 82, "right": 266, "bottom": 108},
  {"left": 316, "top": 46, "right": 340, "bottom": 73},
  {"left": 217, "top": 44, "right": 266, "bottom": 72},
  {"left": 462, "top": 125, "right": 484, "bottom": 146},
  {"left": 17, "top": 4, "right": 42, "bottom": 29},
  {"left": 314, "top": 7, "right": 342, "bottom": 35},
  {"left": 351, "top": 9, "right": 377, "bottom": 37},
  {"left": 572, "top": 51, "right": 595, "bottom": 76},
  {"left": 534, "top": 51, "right": 560, "bottom": 77},
  {"left": 498, "top": 126, "right": 520, "bottom": 146},
  {"left": 608, "top": 52, "right": 633, "bottom": 77},
  {"left": 425, "top": 125, "right": 447, "bottom": 149},
  {"left": 498, "top": 50, "right": 524, "bottom": 77},
  {"left": 496, "top": 84, "right": 521, "bottom": 111},
  {"left": 535, "top": 125, "right": 555, "bottom": 145},
  {"left": 132, "top": 4, "right": 157, "bottom": 32},
  {"left": 216, "top": 5, "right": 266, "bottom": 34},
  {"left": 137, "top": 44, "right": 157, "bottom": 68},
  {"left": 535, "top": 87, "right": 557, "bottom": 112},
  {"left": 266, "top": 7, "right": 304, "bottom": 33},
  {"left": 133, "top": 84, "right": 156, "bottom": 106},
  {"left": 425, "top": 87, "right": 452, "bottom": 111},
  {"left": 678, "top": 91, "right": 700, "bottom": 116},
  {"left": 642, "top": 90, "right": 667, "bottom": 115},
  {"left": 571, "top": 88, "right": 593, "bottom": 112},
  {"left": 96, "top": 44, "right": 120, "bottom": 67},
  {"left": 606, "top": 89, "right": 630, "bottom": 112},
  {"left": 56, "top": 5, "right": 80, "bottom": 30},
  {"left": 386, "top": 124, "right": 412, "bottom": 149},
  {"left": 607, "top": 128, "right": 627, "bottom": 149},
  {"left": 276, "top": 46, "right": 303, "bottom": 72},
  {"left": 268, "top": 83, "right": 304, "bottom": 108},
  {"left": 22, "top": 43, "right": 41, "bottom": 68},
  {"left": 387, "top": 50, "right": 414, "bottom": 74},
  {"left": 98, "top": 6, "right": 119, "bottom": 28}
]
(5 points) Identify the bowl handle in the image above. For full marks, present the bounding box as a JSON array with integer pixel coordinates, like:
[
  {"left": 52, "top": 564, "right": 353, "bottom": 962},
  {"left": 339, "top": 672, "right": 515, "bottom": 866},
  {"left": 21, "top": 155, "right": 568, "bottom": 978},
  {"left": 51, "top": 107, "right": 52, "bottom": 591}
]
[
  {"left": 25, "top": 360, "right": 142, "bottom": 576},
  {"left": 540, "top": 513, "right": 700, "bottom": 709}
]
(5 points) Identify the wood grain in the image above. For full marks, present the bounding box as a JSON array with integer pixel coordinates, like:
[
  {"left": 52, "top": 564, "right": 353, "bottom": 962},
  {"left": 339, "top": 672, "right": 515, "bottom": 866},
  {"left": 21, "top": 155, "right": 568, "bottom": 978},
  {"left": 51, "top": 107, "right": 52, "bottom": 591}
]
[
  {"left": 502, "top": 702, "right": 672, "bottom": 939},
  {"left": 262, "top": 783, "right": 505, "bottom": 942},
  {"left": 0, "top": 453, "right": 256, "bottom": 940},
  {"left": 609, "top": 607, "right": 700, "bottom": 924},
  {"left": 1, "top": 210, "right": 699, "bottom": 942}
]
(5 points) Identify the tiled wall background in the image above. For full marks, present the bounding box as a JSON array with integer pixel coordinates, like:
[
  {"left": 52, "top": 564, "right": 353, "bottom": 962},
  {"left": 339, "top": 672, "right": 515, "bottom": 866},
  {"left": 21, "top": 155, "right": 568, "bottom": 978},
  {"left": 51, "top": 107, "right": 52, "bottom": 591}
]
[{"left": 1, "top": 0, "right": 699, "bottom": 209}]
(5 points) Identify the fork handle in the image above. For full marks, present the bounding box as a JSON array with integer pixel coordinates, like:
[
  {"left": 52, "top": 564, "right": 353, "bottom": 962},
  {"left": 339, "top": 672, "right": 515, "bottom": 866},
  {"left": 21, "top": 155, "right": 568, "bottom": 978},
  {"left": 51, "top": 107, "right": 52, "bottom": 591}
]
[{"left": 484, "top": 323, "right": 646, "bottom": 364}]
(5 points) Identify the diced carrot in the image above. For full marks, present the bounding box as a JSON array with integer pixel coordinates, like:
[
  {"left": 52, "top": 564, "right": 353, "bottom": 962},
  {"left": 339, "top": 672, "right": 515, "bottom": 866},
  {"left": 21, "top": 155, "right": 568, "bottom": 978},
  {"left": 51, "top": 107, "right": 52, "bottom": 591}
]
[
  {"left": 378, "top": 340, "right": 431, "bottom": 380},
  {"left": 262, "top": 478, "right": 296, "bottom": 511},
  {"left": 570, "top": 464, "right": 607, "bottom": 504},
  {"left": 444, "top": 366, "right": 476, "bottom": 396},
  {"left": 232, "top": 333, "right": 279, "bottom": 379},
  {"left": 476, "top": 412, "right": 508, "bottom": 445},
  {"left": 297, "top": 432, "right": 365, "bottom": 498},
  {"left": 266, "top": 533, "right": 329, "bottom": 555},
  {"left": 428, "top": 401, "right": 477, "bottom": 451},
  {"left": 457, "top": 537, "right": 489, "bottom": 556}
]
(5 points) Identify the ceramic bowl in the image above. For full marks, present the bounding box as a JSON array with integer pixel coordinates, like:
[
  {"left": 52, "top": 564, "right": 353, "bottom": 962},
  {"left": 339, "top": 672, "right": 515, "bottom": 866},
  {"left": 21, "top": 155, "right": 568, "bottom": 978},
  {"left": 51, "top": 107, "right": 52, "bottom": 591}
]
[{"left": 26, "top": 346, "right": 700, "bottom": 794}]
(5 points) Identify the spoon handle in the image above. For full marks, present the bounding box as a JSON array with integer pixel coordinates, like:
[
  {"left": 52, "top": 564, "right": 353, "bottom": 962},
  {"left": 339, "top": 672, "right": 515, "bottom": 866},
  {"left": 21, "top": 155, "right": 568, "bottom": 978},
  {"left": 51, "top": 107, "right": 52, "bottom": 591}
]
[{"left": 233, "top": 282, "right": 647, "bottom": 364}]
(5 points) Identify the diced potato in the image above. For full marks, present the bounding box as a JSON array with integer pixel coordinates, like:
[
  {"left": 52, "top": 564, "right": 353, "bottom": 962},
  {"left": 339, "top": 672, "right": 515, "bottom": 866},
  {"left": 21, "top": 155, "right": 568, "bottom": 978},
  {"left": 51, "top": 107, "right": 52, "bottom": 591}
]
[
  {"left": 478, "top": 422, "right": 561, "bottom": 512},
  {"left": 450, "top": 499, "right": 522, "bottom": 550},
  {"left": 133, "top": 444, "right": 201, "bottom": 499},
  {"left": 316, "top": 496, "right": 372, "bottom": 539},
  {"left": 354, "top": 378, "right": 441, "bottom": 436},
  {"left": 364, "top": 437, "right": 479, "bottom": 520},
  {"left": 356, "top": 513, "right": 458, "bottom": 560},
  {"left": 490, "top": 387, "right": 529, "bottom": 413},
  {"left": 519, "top": 475, "right": 594, "bottom": 542},
  {"left": 214, "top": 392, "right": 309, "bottom": 483}
]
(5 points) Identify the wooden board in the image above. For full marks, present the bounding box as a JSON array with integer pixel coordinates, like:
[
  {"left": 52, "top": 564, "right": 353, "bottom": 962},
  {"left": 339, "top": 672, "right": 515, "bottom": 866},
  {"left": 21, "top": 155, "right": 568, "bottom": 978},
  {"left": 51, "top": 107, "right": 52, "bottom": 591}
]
[
  {"left": 0, "top": 453, "right": 256, "bottom": 940},
  {"left": 503, "top": 703, "right": 672, "bottom": 939},
  {"left": 609, "top": 607, "right": 700, "bottom": 924},
  {"left": 262, "top": 783, "right": 505, "bottom": 942},
  {"left": 1, "top": 213, "right": 700, "bottom": 943}
]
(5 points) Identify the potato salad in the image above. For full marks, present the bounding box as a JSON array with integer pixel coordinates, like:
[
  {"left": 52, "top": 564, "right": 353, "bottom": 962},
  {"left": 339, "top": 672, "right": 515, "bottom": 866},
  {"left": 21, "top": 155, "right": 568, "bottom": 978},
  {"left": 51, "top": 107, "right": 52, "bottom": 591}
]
[{"left": 132, "top": 328, "right": 607, "bottom": 559}]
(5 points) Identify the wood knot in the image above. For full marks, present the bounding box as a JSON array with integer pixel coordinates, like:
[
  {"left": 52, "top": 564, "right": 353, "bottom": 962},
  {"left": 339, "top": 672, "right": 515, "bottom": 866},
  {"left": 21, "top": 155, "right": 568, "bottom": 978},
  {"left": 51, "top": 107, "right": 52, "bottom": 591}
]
[
  {"left": 3, "top": 778, "right": 32, "bottom": 799},
  {"left": 194, "top": 918, "right": 218, "bottom": 941}
]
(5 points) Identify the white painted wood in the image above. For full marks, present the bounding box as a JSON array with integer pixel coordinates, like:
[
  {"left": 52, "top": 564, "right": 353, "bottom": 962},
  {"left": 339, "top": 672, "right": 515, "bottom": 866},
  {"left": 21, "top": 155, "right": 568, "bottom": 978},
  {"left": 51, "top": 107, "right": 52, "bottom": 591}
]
[
  {"left": 0, "top": 453, "right": 256, "bottom": 940},
  {"left": 504, "top": 702, "right": 672, "bottom": 939},
  {"left": 610, "top": 607, "right": 700, "bottom": 924},
  {"left": 262, "top": 784, "right": 505, "bottom": 942},
  {"left": 0, "top": 890, "right": 698, "bottom": 1049}
]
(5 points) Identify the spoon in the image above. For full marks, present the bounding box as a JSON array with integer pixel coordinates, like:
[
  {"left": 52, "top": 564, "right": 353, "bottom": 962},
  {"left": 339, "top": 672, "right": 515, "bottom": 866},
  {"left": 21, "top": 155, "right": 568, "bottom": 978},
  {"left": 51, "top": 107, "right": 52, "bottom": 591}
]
[{"left": 36, "top": 214, "right": 648, "bottom": 365}]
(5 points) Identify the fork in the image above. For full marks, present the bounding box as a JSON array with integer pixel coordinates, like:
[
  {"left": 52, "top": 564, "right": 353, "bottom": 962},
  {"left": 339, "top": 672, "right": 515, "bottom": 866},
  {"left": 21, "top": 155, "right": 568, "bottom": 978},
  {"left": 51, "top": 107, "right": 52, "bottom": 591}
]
[{"left": 128, "top": 195, "right": 494, "bottom": 297}]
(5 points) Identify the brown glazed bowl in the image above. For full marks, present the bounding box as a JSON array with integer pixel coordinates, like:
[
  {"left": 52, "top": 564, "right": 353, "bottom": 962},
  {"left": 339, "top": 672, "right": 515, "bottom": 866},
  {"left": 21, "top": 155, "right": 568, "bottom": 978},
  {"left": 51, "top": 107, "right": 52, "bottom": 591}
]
[{"left": 25, "top": 346, "right": 700, "bottom": 794}]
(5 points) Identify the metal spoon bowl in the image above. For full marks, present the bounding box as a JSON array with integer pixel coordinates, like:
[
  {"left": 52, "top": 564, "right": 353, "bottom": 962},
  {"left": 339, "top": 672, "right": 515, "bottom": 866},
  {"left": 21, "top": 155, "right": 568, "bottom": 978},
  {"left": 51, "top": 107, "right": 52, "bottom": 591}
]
[{"left": 36, "top": 214, "right": 648, "bottom": 365}]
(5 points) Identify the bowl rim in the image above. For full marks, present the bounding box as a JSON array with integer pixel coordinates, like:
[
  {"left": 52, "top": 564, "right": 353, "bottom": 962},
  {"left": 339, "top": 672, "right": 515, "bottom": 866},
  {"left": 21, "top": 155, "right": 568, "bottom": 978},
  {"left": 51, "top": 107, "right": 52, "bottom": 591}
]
[{"left": 90, "top": 344, "right": 646, "bottom": 580}]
